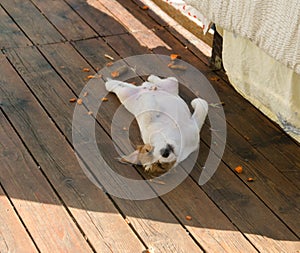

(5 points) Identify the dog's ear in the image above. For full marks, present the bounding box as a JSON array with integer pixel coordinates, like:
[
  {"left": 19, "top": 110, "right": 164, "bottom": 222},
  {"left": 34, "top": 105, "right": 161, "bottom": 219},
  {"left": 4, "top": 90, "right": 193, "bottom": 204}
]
[{"left": 119, "top": 144, "right": 153, "bottom": 165}]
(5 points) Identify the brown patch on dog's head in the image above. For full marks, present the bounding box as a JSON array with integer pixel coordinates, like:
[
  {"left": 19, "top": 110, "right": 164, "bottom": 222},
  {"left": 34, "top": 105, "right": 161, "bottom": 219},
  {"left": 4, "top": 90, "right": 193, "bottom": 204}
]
[
  {"left": 120, "top": 144, "right": 154, "bottom": 165},
  {"left": 120, "top": 143, "right": 176, "bottom": 177}
]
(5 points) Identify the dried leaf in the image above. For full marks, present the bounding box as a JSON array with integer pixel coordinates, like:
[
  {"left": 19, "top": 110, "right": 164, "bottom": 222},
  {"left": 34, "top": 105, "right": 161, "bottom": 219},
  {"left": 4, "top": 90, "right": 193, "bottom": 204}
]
[
  {"left": 234, "top": 165, "right": 243, "bottom": 174},
  {"left": 247, "top": 177, "right": 254, "bottom": 182},
  {"left": 77, "top": 98, "right": 83, "bottom": 105},
  {"left": 106, "top": 62, "right": 114, "bottom": 67},
  {"left": 142, "top": 5, "right": 149, "bottom": 10},
  {"left": 104, "top": 54, "right": 114, "bottom": 61},
  {"left": 210, "top": 76, "right": 220, "bottom": 81},
  {"left": 87, "top": 75, "right": 94, "bottom": 79},
  {"left": 111, "top": 65, "right": 128, "bottom": 78},
  {"left": 101, "top": 97, "right": 108, "bottom": 102},
  {"left": 83, "top": 91, "right": 88, "bottom": 97},
  {"left": 185, "top": 215, "right": 192, "bottom": 221},
  {"left": 169, "top": 64, "right": 187, "bottom": 70},
  {"left": 170, "top": 54, "right": 181, "bottom": 60},
  {"left": 82, "top": 67, "right": 90, "bottom": 72},
  {"left": 69, "top": 97, "right": 77, "bottom": 103}
]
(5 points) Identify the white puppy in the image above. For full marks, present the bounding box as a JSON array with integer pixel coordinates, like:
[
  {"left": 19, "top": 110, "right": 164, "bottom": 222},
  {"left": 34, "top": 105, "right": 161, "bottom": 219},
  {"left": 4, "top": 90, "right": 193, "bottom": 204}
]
[{"left": 106, "top": 75, "right": 208, "bottom": 177}]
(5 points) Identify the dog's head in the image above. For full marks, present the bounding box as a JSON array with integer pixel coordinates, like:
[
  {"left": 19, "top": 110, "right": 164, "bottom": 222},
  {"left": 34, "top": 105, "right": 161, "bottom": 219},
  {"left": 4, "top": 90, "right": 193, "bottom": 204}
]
[{"left": 120, "top": 143, "right": 176, "bottom": 177}]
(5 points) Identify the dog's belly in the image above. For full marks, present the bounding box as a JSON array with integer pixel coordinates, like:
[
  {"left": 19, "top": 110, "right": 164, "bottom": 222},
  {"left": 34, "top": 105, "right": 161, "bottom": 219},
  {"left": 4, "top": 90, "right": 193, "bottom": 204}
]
[{"left": 124, "top": 91, "right": 200, "bottom": 163}]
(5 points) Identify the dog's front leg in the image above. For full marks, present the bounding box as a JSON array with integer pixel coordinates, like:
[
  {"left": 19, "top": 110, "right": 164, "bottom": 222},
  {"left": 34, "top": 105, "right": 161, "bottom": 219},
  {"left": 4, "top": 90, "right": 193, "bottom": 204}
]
[{"left": 105, "top": 79, "right": 140, "bottom": 103}]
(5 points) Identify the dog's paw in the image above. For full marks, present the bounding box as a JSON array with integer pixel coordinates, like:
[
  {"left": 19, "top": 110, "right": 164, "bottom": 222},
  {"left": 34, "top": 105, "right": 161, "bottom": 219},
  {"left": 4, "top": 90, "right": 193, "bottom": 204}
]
[
  {"left": 105, "top": 79, "right": 121, "bottom": 92},
  {"left": 191, "top": 98, "right": 208, "bottom": 113}
]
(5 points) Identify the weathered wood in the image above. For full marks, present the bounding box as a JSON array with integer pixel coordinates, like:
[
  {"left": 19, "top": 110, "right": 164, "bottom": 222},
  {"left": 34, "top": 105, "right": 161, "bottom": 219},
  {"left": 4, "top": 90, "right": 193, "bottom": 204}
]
[
  {"left": 4, "top": 46, "right": 203, "bottom": 252},
  {"left": 30, "top": 0, "right": 97, "bottom": 41},
  {"left": 0, "top": 104, "right": 93, "bottom": 253},
  {"left": 41, "top": 40, "right": 260, "bottom": 252},
  {"left": 1, "top": 0, "right": 65, "bottom": 44},
  {"left": 99, "top": 33, "right": 300, "bottom": 251},
  {"left": 0, "top": 185, "right": 38, "bottom": 253},
  {"left": 124, "top": 0, "right": 300, "bottom": 188},
  {"left": 0, "top": 6, "right": 32, "bottom": 49},
  {"left": 64, "top": 0, "right": 128, "bottom": 36},
  {"left": 0, "top": 53, "right": 146, "bottom": 252}
]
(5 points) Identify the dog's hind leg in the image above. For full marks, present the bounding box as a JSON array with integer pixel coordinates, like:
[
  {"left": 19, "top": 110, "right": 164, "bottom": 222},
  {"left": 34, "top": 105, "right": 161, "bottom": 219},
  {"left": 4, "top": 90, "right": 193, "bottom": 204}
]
[
  {"left": 147, "top": 75, "right": 179, "bottom": 95},
  {"left": 191, "top": 98, "right": 208, "bottom": 129}
]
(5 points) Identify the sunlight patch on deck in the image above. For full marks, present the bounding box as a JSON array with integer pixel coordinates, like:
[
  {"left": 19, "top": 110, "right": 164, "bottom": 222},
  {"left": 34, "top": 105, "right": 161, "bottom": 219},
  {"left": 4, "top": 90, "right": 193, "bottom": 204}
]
[{"left": 87, "top": 0, "right": 171, "bottom": 50}]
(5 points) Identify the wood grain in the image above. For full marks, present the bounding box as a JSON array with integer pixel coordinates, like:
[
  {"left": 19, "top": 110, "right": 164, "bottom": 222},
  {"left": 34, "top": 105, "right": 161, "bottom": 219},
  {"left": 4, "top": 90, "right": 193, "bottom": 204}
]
[
  {"left": 0, "top": 53, "right": 146, "bottom": 252},
  {"left": 0, "top": 105, "right": 93, "bottom": 253},
  {"left": 3, "top": 46, "right": 203, "bottom": 252},
  {"left": 0, "top": 6, "right": 32, "bottom": 49},
  {"left": 65, "top": 0, "right": 128, "bottom": 36},
  {"left": 1, "top": 0, "right": 64, "bottom": 44},
  {"left": 0, "top": 185, "right": 38, "bottom": 253},
  {"left": 30, "top": 0, "right": 97, "bottom": 41}
]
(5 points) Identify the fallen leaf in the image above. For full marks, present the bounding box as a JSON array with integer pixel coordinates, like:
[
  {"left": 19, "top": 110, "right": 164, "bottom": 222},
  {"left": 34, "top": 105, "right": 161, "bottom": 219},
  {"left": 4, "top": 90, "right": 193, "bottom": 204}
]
[
  {"left": 247, "top": 177, "right": 254, "bottom": 182},
  {"left": 82, "top": 67, "right": 90, "bottom": 72},
  {"left": 83, "top": 91, "right": 88, "bottom": 97},
  {"left": 169, "top": 64, "right": 187, "bottom": 70},
  {"left": 170, "top": 54, "right": 181, "bottom": 60},
  {"left": 185, "top": 215, "right": 192, "bottom": 221},
  {"left": 234, "top": 165, "right": 243, "bottom": 174},
  {"left": 101, "top": 97, "right": 108, "bottom": 102},
  {"left": 87, "top": 75, "right": 94, "bottom": 79},
  {"left": 210, "top": 76, "right": 220, "bottom": 81},
  {"left": 77, "top": 98, "right": 83, "bottom": 105},
  {"left": 104, "top": 54, "right": 114, "bottom": 61},
  {"left": 69, "top": 97, "right": 77, "bottom": 103},
  {"left": 142, "top": 5, "right": 149, "bottom": 10},
  {"left": 87, "top": 111, "right": 93, "bottom": 115},
  {"left": 167, "top": 61, "right": 175, "bottom": 67},
  {"left": 111, "top": 71, "right": 120, "bottom": 78},
  {"left": 111, "top": 65, "right": 128, "bottom": 78},
  {"left": 106, "top": 62, "right": 114, "bottom": 67}
]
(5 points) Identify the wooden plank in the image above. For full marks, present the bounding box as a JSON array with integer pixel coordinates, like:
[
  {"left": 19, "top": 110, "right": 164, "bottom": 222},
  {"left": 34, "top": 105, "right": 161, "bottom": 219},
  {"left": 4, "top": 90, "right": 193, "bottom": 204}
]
[
  {"left": 96, "top": 33, "right": 300, "bottom": 252},
  {"left": 64, "top": 0, "right": 128, "bottom": 36},
  {"left": 0, "top": 185, "right": 38, "bottom": 253},
  {"left": 147, "top": 33, "right": 300, "bottom": 237},
  {"left": 0, "top": 53, "right": 146, "bottom": 252},
  {"left": 147, "top": 27, "right": 300, "bottom": 187},
  {"left": 123, "top": 0, "right": 300, "bottom": 186},
  {"left": 0, "top": 110, "right": 93, "bottom": 253},
  {"left": 1, "top": 0, "right": 65, "bottom": 45},
  {"left": 94, "top": 0, "right": 171, "bottom": 50},
  {"left": 41, "top": 39, "right": 259, "bottom": 253},
  {"left": 4, "top": 46, "right": 203, "bottom": 252},
  {"left": 30, "top": 0, "right": 97, "bottom": 41},
  {"left": 123, "top": 0, "right": 212, "bottom": 61},
  {"left": 0, "top": 6, "right": 32, "bottom": 49}
]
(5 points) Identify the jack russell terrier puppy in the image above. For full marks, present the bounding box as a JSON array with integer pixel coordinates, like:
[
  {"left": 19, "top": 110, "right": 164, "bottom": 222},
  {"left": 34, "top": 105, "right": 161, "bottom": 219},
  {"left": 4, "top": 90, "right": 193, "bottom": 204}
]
[{"left": 106, "top": 75, "right": 208, "bottom": 177}]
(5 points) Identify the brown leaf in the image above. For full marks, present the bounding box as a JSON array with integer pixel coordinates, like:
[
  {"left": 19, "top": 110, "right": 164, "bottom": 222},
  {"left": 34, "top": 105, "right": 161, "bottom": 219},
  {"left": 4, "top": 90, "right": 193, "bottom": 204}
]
[
  {"left": 77, "top": 98, "right": 83, "bottom": 105},
  {"left": 170, "top": 54, "right": 181, "bottom": 60},
  {"left": 234, "top": 165, "right": 243, "bottom": 174},
  {"left": 69, "top": 97, "right": 77, "bottom": 103},
  {"left": 82, "top": 67, "right": 90, "bottom": 72}
]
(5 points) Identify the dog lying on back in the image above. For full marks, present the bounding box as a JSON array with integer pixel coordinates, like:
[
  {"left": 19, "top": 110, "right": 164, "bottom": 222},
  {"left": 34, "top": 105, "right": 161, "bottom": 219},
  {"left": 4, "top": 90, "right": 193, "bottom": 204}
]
[{"left": 106, "top": 75, "right": 208, "bottom": 177}]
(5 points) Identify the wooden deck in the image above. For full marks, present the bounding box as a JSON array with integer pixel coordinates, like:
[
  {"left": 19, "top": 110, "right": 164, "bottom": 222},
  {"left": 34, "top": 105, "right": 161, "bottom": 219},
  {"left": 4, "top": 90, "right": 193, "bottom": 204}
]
[{"left": 0, "top": 0, "right": 299, "bottom": 252}]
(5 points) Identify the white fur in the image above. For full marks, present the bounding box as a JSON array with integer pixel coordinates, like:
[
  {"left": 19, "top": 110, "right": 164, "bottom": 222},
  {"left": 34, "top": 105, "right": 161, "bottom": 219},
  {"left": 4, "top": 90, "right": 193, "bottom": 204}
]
[{"left": 106, "top": 75, "right": 208, "bottom": 168}]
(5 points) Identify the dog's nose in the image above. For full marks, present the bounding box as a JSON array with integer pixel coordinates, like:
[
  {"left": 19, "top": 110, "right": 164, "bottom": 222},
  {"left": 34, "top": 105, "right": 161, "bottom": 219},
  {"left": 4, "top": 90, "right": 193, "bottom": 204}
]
[
  {"left": 160, "top": 148, "right": 170, "bottom": 158},
  {"left": 160, "top": 144, "right": 174, "bottom": 158}
]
